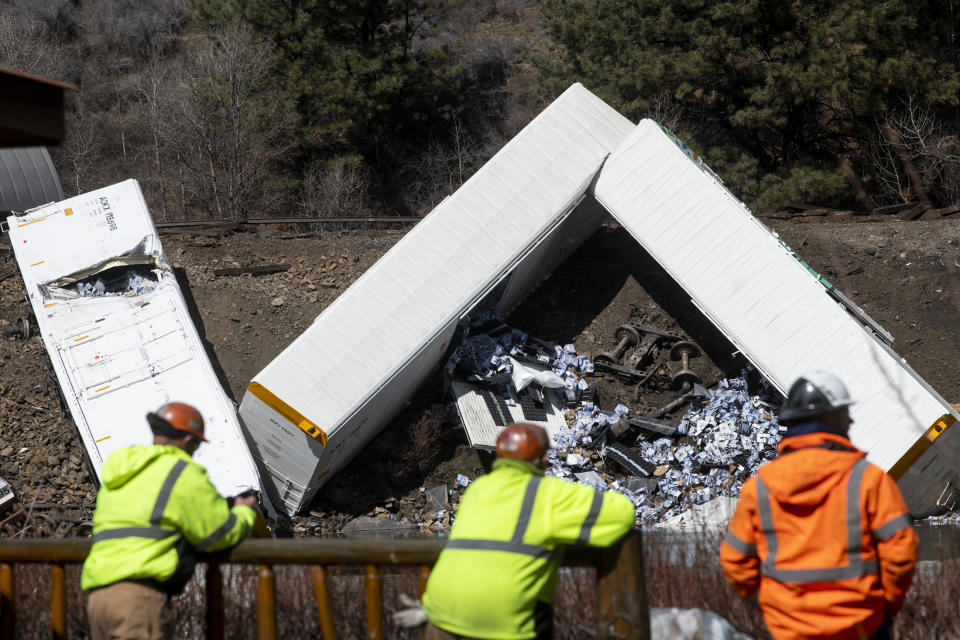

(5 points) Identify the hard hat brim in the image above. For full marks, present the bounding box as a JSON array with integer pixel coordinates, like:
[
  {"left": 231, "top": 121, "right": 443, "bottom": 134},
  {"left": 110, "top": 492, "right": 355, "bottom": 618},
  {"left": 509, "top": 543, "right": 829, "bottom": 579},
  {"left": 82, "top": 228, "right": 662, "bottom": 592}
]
[
  {"left": 778, "top": 399, "right": 854, "bottom": 423},
  {"left": 147, "top": 412, "right": 208, "bottom": 442}
]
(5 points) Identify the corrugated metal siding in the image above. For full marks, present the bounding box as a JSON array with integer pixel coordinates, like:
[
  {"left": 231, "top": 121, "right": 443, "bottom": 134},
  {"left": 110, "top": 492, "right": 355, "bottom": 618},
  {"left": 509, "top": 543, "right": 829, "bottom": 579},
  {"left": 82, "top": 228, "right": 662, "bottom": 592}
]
[
  {"left": 595, "top": 120, "right": 959, "bottom": 478},
  {"left": 0, "top": 147, "right": 63, "bottom": 212}
]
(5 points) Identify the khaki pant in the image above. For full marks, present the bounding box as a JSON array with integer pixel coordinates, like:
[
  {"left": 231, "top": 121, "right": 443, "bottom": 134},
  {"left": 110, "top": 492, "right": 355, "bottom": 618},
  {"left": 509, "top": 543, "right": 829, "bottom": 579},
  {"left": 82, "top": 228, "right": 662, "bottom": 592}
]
[
  {"left": 88, "top": 582, "right": 174, "bottom": 640},
  {"left": 424, "top": 621, "right": 552, "bottom": 640},
  {"left": 425, "top": 622, "right": 484, "bottom": 640}
]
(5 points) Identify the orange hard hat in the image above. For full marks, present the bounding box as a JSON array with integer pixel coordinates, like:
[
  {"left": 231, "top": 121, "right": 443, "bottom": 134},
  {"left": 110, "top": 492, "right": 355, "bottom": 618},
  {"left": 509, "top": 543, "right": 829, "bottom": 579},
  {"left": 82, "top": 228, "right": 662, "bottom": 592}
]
[
  {"left": 147, "top": 402, "right": 207, "bottom": 442},
  {"left": 496, "top": 423, "right": 549, "bottom": 461}
]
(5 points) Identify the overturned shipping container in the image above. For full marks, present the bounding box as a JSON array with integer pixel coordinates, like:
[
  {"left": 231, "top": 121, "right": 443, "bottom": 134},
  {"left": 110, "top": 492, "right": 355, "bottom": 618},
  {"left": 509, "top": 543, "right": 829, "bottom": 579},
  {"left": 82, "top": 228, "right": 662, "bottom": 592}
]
[
  {"left": 594, "top": 121, "right": 960, "bottom": 516},
  {"left": 6, "top": 180, "right": 271, "bottom": 507},
  {"left": 240, "top": 86, "right": 960, "bottom": 517},
  {"left": 239, "top": 84, "right": 635, "bottom": 514}
]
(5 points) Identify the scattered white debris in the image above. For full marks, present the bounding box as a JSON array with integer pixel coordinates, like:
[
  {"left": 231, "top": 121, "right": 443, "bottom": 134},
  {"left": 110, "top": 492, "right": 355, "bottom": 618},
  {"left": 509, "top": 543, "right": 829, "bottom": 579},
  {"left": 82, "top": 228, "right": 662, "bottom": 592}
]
[
  {"left": 650, "top": 607, "right": 752, "bottom": 640},
  {"left": 447, "top": 316, "right": 784, "bottom": 526},
  {"left": 546, "top": 372, "right": 782, "bottom": 525},
  {"left": 657, "top": 495, "right": 739, "bottom": 529},
  {"left": 75, "top": 270, "right": 158, "bottom": 297}
]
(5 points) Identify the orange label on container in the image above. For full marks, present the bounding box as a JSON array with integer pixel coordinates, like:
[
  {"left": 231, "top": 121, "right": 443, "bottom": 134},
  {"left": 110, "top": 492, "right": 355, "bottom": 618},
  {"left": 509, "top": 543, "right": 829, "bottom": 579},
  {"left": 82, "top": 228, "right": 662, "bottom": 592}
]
[
  {"left": 887, "top": 413, "right": 956, "bottom": 480},
  {"left": 247, "top": 382, "right": 328, "bottom": 446}
]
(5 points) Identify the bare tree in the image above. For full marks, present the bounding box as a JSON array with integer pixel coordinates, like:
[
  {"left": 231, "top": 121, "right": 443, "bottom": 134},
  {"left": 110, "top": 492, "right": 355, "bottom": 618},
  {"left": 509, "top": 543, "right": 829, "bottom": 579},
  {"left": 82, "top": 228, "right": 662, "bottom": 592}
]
[
  {"left": 178, "top": 23, "right": 294, "bottom": 219},
  {"left": 403, "top": 118, "right": 482, "bottom": 214},
  {"left": 301, "top": 158, "right": 370, "bottom": 219},
  {"left": 642, "top": 89, "right": 687, "bottom": 135},
  {"left": 60, "top": 87, "right": 102, "bottom": 195},
  {"left": 0, "top": 0, "right": 73, "bottom": 79},
  {"left": 872, "top": 95, "right": 960, "bottom": 206},
  {"left": 131, "top": 42, "right": 182, "bottom": 220}
]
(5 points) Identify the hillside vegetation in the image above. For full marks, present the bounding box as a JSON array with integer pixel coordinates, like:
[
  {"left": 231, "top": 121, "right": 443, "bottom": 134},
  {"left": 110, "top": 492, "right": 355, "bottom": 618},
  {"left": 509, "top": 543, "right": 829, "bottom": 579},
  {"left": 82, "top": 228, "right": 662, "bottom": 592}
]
[{"left": 1, "top": 0, "right": 958, "bottom": 217}]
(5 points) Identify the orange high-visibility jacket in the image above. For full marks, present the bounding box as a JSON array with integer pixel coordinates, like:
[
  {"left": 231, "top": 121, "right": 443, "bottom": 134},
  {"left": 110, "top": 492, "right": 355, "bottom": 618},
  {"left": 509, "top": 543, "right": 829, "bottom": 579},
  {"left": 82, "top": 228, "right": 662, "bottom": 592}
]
[{"left": 721, "top": 431, "right": 917, "bottom": 640}]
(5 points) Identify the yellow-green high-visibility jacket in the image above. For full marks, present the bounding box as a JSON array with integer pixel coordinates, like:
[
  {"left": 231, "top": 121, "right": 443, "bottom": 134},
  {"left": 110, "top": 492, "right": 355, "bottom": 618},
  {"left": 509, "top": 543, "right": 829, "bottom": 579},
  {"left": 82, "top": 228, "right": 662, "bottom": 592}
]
[
  {"left": 422, "top": 458, "right": 635, "bottom": 639},
  {"left": 81, "top": 445, "right": 256, "bottom": 593}
]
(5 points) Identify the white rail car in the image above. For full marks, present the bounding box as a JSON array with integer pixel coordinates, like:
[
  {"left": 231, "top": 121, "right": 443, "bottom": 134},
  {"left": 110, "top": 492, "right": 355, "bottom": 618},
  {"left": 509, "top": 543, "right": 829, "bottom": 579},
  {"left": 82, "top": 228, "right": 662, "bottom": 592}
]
[
  {"left": 238, "top": 87, "right": 960, "bottom": 517},
  {"left": 594, "top": 121, "right": 960, "bottom": 516},
  {"left": 6, "top": 180, "right": 271, "bottom": 507},
  {"left": 238, "top": 84, "right": 635, "bottom": 514}
]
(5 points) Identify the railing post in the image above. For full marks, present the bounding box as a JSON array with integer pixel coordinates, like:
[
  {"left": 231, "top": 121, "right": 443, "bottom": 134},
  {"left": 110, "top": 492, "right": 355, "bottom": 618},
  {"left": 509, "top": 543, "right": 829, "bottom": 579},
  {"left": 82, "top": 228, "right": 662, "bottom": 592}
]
[
  {"left": 310, "top": 565, "right": 337, "bottom": 640},
  {"left": 595, "top": 529, "right": 649, "bottom": 640},
  {"left": 418, "top": 566, "right": 429, "bottom": 597},
  {"left": 0, "top": 563, "right": 14, "bottom": 640},
  {"left": 52, "top": 563, "right": 67, "bottom": 640},
  {"left": 364, "top": 564, "right": 382, "bottom": 640},
  {"left": 205, "top": 563, "right": 224, "bottom": 640},
  {"left": 257, "top": 564, "right": 276, "bottom": 640},
  {"left": 418, "top": 566, "right": 430, "bottom": 640}
]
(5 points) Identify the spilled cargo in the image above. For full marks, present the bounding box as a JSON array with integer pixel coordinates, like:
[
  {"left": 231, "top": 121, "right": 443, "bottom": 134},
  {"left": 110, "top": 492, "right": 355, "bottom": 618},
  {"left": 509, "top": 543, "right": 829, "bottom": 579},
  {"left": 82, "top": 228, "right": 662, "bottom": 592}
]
[{"left": 229, "top": 85, "right": 959, "bottom": 518}]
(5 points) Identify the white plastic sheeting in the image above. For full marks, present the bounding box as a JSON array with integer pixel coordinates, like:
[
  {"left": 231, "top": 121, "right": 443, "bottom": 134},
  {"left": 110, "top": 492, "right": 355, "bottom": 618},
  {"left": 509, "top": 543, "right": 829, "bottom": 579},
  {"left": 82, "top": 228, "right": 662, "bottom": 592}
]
[
  {"left": 595, "top": 120, "right": 960, "bottom": 515},
  {"left": 239, "top": 83, "right": 635, "bottom": 514},
  {"left": 7, "top": 180, "right": 269, "bottom": 503}
]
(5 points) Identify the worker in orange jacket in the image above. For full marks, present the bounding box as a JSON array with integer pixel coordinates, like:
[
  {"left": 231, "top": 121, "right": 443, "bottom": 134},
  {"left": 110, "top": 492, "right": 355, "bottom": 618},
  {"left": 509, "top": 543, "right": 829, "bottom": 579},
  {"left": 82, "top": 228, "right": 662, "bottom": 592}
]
[{"left": 721, "top": 371, "right": 917, "bottom": 640}]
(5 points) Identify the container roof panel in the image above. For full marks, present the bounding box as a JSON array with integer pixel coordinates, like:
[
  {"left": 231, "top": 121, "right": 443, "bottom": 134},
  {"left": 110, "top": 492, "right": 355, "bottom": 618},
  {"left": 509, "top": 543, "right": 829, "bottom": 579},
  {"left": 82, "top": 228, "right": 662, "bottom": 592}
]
[
  {"left": 596, "top": 120, "right": 953, "bottom": 472},
  {"left": 250, "top": 83, "right": 635, "bottom": 441}
]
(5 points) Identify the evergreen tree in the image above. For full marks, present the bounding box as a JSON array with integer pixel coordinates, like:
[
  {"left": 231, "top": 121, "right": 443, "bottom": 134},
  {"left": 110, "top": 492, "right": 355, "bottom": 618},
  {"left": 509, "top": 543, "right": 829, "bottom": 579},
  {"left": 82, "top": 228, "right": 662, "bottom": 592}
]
[
  {"left": 192, "top": 0, "right": 464, "bottom": 172},
  {"left": 539, "top": 0, "right": 960, "bottom": 209}
]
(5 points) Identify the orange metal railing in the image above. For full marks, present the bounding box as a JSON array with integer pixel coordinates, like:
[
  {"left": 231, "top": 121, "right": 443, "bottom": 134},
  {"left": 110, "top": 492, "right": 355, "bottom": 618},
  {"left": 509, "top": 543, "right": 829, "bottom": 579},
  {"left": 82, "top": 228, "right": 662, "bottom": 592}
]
[{"left": 0, "top": 531, "right": 649, "bottom": 639}]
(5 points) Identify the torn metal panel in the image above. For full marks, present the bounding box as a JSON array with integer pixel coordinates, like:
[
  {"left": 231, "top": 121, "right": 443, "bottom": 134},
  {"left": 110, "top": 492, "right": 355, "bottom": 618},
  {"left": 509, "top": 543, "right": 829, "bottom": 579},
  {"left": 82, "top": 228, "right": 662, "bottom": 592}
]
[
  {"left": 6, "top": 180, "right": 271, "bottom": 510},
  {"left": 239, "top": 83, "right": 635, "bottom": 514},
  {"left": 594, "top": 120, "right": 960, "bottom": 516},
  {"left": 450, "top": 380, "right": 567, "bottom": 449}
]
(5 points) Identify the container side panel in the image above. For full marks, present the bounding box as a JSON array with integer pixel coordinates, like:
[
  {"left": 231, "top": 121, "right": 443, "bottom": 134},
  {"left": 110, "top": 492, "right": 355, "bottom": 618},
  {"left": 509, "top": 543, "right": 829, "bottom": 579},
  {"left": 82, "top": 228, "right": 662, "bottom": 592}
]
[
  {"left": 0, "top": 147, "right": 64, "bottom": 213},
  {"left": 496, "top": 195, "right": 609, "bottom": 317},
  {"left": 240, "top": 84, "right": 635, "bottom": 512}
]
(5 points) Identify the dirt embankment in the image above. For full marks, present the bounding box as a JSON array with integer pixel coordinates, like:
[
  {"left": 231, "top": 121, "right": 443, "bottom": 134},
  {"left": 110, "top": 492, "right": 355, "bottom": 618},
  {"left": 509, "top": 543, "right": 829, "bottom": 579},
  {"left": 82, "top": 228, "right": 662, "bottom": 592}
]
[{"left": 1, "top": 213, "right": 958, "bottom": 536}]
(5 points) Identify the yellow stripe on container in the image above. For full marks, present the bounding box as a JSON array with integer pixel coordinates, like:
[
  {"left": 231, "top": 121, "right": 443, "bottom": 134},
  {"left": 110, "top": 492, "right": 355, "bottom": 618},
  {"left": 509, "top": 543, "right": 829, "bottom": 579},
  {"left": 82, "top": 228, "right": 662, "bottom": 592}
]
[
  {"left": 247, "top": 381, "right": 328, "bottom": 446},
  {"left": 43, "top": 302, "right": 59, "bottom": 307},
  {"left": 17, "top": 219, "right": 43, "bottom": 227},
  {"left": 74, "top": 335, "right": 89, "bottom": 342},
  {"left": 94, "top": 385, "right": 110, "bottom": 392},
  {"left": 30, "top": 260, "right": 45, "bottom": 267},
  {"left": 95, "top": 436, "right": 111, "bottom": 443},
  {"left": 887, "top": 413, "right": 956, "bottom": 480}
]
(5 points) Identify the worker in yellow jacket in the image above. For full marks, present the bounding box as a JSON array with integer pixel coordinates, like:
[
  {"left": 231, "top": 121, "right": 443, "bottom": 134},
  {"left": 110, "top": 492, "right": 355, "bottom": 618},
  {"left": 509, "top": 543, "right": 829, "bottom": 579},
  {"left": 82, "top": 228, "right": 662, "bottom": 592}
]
[
  {"left": 422, "top": 422, "right": 636, "bottom": 640},
  {"left": 82, "top": 402, "right": 257, "bottom": 640}
]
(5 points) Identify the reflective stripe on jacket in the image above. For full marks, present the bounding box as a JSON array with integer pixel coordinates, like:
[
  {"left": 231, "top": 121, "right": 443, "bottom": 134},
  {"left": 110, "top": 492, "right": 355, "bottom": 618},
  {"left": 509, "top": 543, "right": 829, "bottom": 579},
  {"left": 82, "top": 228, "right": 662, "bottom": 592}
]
[
  {"left": 422, "top": 457, "right": 635, "bottom": 640},
  {"left": 81, "top": 445, "right": 256, "bottom": 592},
  {"left": 720, "top": 432, "right": 917, "bottom": 640}
]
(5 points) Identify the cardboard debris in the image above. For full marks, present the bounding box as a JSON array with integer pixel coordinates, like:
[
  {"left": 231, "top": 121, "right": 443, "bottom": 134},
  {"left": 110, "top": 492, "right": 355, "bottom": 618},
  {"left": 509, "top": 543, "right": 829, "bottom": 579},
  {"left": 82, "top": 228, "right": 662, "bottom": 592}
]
[
  {"left": 446, "top": 317, "right": 592, "bottom": 448},
  {"left": 425, "top": 485, "right": 449, "bottom": 512},
  {"left": 542, "top": 370, "right": 783, "bottom": 524}
]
